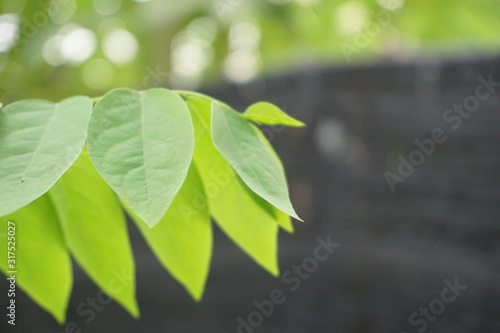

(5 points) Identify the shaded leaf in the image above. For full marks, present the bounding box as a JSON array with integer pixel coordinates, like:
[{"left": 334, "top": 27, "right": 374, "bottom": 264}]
[
  {"left": 87, "top": 88, "right": 194, "bottom": 227},
  {"left": 48, "top": 148, "right": 139, "bottom": 318},
  {"left": 0, "top": 195, "right": 72, "bottom": 324},
  {"left": 126, "top": 163, "right": 212, "bottom": 301},
  {"left": 0, "top": 96, "right": 92, "bottom": 217}
]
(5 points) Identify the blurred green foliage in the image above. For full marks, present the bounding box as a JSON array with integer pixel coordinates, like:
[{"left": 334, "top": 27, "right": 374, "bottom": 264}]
[{"left": 1, "top": 0, "right": 500, "bottom": 103}]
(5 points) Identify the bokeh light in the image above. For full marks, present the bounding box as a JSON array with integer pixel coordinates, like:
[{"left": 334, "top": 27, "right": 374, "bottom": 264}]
[
  {"left": 334, "top": 1, "right": 369, "bottom": 36},
  {"left": 170, "top": 17, "right": 218, "bottom": 89},
  {"left": 1, "top": 0, "right": 500, "bottom": 101},
  {"left": 61, "top": 26, "right": 97, "bottom": 65},
  {"left": 103, "top": 29, "right": 139, "bottom": 64},
  {"left": 0, "top": 14, "right": 20, "bottom": 53},
  {"left": 224, "top": 19, "right": 261, "bottom": 83},
  {"left": 82, "top": 58, "right": 114, "bottom": 90}
]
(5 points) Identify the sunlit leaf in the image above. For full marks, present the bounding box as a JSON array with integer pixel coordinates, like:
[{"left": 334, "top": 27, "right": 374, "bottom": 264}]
[
  {"left": 0, "top": 195, "right": 72, "bottom": 324},
  {"left": 87, "top": 88, "right": 194, "bottom": 227},
  {"left": 48, "top": 148, "right": 139, "bottom": 318},
  {"left": 184, "top": 93, "right": 280, "bottom": 276},
  {"left": 0, "top": 96, "right": 92, "bottom": 217},
  {"left": 211, "top": 102, "right": 301, "bottom": 221},
  {"left": 243, "top": 102, "right": 305, "bottom": 127},
  {"left": 126, "top": 163, "right": 212, "bottom": 301}
]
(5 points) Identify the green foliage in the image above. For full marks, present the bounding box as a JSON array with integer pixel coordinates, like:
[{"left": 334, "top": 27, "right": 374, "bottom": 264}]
[
  {"left": 243, "top": 102, "right": 305, "bottom": 127},
  {"left": 87, "top": 88, "right": 193, "bottom": 227},
  {"left": 184, "top": 92, "right": 282, "bottom": 276},
  {"left": 0, "top": 96, "right": 92, "bottom": 217},
  {"left": 211, "top": 102, "right": 301, "bottom": 221},
  {"left": 125, "top": 164, "right": 212, "bottom": 301},
  {"left": 48, "top": 148, "right": 139, "bottom": 318},
  {"left": 0, "top": 195, "right": 72, "bottom": 324},
  {"left": 0, "top": 88, "right": 303, "bottom": 322}
]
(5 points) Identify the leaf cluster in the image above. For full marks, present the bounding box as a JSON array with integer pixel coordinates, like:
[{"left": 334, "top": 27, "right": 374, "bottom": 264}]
[{"left": 0, "top": 88, "right": 304, "bottom": 322}]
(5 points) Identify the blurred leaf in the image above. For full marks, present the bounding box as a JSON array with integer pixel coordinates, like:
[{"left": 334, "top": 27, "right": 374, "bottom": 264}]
[
  {"left": 126, "top": 163, "right": 212, "bottom": 301},
  {"left": 184, "top": 92, "right": 280, "bottom": 276},
  {"left": 87, "top": 88, "right": 194, "bottom": 227},
  {"left": 0, "top": 195, "right": 72, "bottom": 324},
  {"left": 48, "top": 148, "right": 139, "bottom": 318},
  {"left": 244, "top": 102, "right": 305, "bottom": 127},
  {"left": 211, "top": 102, "right": 301, "bottom": 221},
  {"left": 0, "top": 96, "right": 92, "bottom": 217}
]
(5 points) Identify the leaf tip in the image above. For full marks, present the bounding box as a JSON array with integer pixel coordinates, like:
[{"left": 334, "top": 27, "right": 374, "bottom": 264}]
[
  {"left": 269, "top": 266, "right": 280, "bottom": 278},
  {"left": 129, "top": 305, "right": 141, "bottom": 319},
  {"left": 144, "top": 218, "right": 161, "bottom": 228},
  {"left": 121, "top": 293, "right": 141, "bottom": 319},
  {"left": 292, "top": 119, "right": 306, "bottom": 127},
  {"left": 52, "top": 309, "right": 67, "bottom": 326},
  {"left": 189, "top": 288, "right": 205, "bottom": 303}
]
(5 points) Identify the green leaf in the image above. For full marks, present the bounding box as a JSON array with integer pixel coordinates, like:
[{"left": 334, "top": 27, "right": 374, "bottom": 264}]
[
  {"left": 48, "top": 148, "right": 139, "bottom": 318},
  {"left": 184, "top": 93, "right": 280, "bottom": 276},
  {"left": 211, "top": 102, "right": 302, "bottom": 222},
  {"left": 250, "top": 124, "right": 294, "bottom": 233},
  {"left": 275, "top": 208, "right": 293, "bottom": 233},
  {"left": 0, "top": 96, "right": 92, "bottom": 217},
  {"left": 125, "top": 163, "right": 212, "bottom": 301},
  {"left": 243, "top": 102, "right": 305, "bottom": 127},
  {"left": 0, "top": 195, "right": 72, "bottom": 324},
  {"left": 87, "top": 88, "right": 194, "bottom": 227}
]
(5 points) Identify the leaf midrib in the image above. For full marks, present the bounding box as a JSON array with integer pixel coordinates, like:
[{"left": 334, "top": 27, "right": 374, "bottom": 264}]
[{"left": 139, "top": 93, "right": 152, "bottom": 219}]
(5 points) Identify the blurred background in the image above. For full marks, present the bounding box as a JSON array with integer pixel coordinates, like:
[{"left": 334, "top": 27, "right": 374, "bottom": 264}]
[
  {"left": 1, "top": 0, "right": 500, "bottom": 332},
  {"left": 2, "top": 0, "right": 500, "bottom": 100}
]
